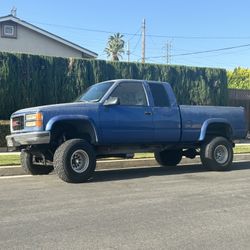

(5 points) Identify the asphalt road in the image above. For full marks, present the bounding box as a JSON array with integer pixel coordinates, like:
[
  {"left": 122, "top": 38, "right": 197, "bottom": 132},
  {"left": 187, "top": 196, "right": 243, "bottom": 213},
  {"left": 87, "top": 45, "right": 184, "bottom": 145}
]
[{"left": 1, "top": 162, "right": 250, "bottom": 250}]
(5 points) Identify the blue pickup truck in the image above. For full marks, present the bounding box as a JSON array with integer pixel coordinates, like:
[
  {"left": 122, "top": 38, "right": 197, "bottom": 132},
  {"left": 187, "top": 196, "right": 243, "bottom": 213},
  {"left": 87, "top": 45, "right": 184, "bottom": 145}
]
[{"left": 6, "top": 79, "right": 247, "bottom": 183}]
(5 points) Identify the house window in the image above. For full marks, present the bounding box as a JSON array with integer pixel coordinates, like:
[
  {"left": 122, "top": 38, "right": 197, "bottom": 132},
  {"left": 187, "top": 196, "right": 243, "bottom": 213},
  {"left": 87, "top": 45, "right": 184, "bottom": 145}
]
[{"left": 1, "top": 23, "right": 17, "bottom": 38}]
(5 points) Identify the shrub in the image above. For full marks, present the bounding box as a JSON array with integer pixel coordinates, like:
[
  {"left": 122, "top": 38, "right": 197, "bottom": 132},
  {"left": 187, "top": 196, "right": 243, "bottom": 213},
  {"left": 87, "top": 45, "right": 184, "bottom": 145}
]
[{"left": 0, "top": 52, "right": 228, "bottom": 119}]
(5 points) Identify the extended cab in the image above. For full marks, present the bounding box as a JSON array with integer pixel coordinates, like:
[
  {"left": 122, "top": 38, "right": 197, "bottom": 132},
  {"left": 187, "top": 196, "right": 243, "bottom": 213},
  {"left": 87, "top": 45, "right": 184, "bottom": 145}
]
[{"left": 6, "top": 79, "right": 247, "bottom": 182}]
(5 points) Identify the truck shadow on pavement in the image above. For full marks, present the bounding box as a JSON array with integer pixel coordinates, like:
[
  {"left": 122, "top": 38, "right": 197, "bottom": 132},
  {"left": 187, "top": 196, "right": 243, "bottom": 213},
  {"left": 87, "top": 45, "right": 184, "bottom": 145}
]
[{"left": 91, "top": 161, "right": 250, "bottom": 183}]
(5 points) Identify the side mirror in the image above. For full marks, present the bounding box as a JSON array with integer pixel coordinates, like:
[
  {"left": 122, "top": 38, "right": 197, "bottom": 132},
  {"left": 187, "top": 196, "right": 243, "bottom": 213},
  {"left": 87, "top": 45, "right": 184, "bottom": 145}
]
[{"left": 103, "top": 97, "right": 119, "bottom": 106}]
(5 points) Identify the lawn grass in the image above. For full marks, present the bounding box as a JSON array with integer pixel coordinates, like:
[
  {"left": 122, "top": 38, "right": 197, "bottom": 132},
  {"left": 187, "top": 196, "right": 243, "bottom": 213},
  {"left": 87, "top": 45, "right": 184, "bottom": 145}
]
[
  {"left": 135, "top": 145, "right": 250, "bottom": 159},
  {"left": 0, "top": 154, "right": 20, "bottom": 166},
  {"left": 0, "top": 120, "right": 9, "bottom": 125},
  {"left": 0, "top": 144, "right": 249, "bottom": 166},
  {"left": 233, "top": 145, "right": 250, "bottom": 154}
]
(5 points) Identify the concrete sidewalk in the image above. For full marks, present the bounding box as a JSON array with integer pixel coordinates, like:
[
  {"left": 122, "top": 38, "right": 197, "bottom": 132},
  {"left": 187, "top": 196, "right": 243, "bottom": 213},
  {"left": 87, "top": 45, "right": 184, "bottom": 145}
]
[{"left": 1, "top": 154, "right": 250, "bottom": 177}]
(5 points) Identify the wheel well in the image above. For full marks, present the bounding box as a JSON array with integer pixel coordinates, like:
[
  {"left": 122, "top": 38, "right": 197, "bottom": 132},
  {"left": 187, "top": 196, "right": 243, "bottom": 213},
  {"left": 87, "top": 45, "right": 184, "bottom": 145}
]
[
  {"left": 205, "top": 123, "right": 232, "bottom": 140},
  {"left": 50, "top": 120, "right": 97, "bottom": 145}
]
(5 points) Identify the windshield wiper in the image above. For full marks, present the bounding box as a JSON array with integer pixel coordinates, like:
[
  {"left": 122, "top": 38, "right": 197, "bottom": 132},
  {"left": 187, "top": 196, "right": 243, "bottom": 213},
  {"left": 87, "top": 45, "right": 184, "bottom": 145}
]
[
  {"left": 89, "top": 99, "right": 100, "bottom": 103},
  {"left": 76, "top": 99, "right": 89, "bottom": 103}
]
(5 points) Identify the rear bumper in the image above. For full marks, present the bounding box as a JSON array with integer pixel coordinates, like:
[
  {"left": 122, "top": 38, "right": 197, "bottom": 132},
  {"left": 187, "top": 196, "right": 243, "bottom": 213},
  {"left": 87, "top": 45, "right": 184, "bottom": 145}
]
[{"left": 6, "top": 131, "right": 50, "bottom": 147}]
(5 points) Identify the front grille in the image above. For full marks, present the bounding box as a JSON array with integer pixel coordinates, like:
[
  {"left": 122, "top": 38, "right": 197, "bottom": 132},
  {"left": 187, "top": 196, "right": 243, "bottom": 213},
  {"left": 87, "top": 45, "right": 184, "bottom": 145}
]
[{"left": 12, "top": 116, "right": 24, "bottom": 131}]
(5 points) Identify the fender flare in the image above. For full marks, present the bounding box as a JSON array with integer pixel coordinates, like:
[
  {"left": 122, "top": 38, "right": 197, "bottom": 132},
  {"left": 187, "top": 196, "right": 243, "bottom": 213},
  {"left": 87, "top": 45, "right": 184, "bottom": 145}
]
[
  {"left": 198, "top": 118, "right": 233, "bottom": 141},
  {"left": 45, "top": 115, "right": 99, "bottom": 143}
]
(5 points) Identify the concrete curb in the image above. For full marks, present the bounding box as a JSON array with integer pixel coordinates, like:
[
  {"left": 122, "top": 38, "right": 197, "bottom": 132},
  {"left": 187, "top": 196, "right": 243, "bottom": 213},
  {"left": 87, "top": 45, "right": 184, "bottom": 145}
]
[
  {"left": 1, "top": 141, "right": 250, "bottom": 153},
  {"left": 1, "top": 154, "right": 250, "bottom": 177}
]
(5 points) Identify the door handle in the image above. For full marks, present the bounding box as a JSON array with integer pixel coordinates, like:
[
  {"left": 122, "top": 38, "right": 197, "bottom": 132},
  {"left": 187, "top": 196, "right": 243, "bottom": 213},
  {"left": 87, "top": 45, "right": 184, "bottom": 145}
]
[{"left": 144, "top": 111, "right": 152, "bottom": 115}]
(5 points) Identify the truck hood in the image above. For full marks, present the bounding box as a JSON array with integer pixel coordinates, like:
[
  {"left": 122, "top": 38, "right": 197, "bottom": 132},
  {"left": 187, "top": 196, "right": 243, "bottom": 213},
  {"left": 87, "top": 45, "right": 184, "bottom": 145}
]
[
  {"left": 11, "top": 102, "right": 100, "bottom": 133},
  {"left": 12, "top": 102, "right": 99, "bottom": 116}
]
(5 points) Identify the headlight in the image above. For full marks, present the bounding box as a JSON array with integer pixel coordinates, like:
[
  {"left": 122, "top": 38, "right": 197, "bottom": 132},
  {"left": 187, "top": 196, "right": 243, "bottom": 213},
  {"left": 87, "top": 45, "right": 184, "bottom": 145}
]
[
  {"left": 25, "top": 112, "right": 43, "bottom": 127},
  {"left": 26, "top": 114, "right": 37, "bottom": 120},
  {"left": 25, "top": 121, "right": 37, "bottom": 127}
]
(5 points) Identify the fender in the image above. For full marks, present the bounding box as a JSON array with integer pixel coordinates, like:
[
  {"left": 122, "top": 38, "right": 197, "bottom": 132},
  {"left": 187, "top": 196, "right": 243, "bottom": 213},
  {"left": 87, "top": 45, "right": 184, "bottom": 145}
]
[
  {"left": 198, "top": 118, "right": 232, "bottom": 141},
  {"left": 45, "top": 115, "right": 99, "bottom": 143}
]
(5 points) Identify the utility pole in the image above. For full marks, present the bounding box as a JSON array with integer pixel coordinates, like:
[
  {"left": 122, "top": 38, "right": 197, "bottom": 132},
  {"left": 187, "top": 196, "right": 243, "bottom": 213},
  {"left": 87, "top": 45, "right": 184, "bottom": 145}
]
[
  {"left": 127, "top": 40, "right": 130, "bottom": 63},
  {"left": 141, "top": 18, "right": 146, "bottom": 64},
  {"left": 164, "top": 41, "right": 172, "bottom": 64}
]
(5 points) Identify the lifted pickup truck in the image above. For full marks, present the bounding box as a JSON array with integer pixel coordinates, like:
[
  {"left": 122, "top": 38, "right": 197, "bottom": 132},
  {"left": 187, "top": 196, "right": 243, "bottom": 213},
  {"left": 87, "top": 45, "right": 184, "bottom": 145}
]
[{"left": 6, "top": 79, "right": 247, "bottom": 183}]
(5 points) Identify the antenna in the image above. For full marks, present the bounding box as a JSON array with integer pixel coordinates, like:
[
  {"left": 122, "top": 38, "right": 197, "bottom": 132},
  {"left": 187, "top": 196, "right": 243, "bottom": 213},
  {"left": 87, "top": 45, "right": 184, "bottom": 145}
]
[
  {"left": 11, "top": 7, "right": 17, "bottom": 17},
  {"left": 141, "top": 18, "right": 146, "bottom": 64},
  {"left": 127, "top": 40, "right": 130, "bottom": 62}
]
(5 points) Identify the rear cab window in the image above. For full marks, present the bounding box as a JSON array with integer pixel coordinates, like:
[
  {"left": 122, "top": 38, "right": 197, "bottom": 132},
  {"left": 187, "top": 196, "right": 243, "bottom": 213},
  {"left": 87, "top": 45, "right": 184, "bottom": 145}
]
[{"left": 148, "top": 82, "right": 170, "bottom": 107}]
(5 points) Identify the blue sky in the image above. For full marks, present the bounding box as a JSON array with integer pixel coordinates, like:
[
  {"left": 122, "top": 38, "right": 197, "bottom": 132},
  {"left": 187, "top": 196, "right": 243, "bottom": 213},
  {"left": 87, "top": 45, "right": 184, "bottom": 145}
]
[{"left": 1, "top": 0, "right": 250, "bottom": 69}]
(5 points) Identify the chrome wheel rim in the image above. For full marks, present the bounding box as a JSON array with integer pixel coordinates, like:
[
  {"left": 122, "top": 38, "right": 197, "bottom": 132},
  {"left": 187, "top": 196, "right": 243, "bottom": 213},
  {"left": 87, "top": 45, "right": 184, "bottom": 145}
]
[
  {"left": 70, "top": 150, "right": 89, "bottom": 173},
  {"left": 214, "top": 145, "right": 228, "bottom": 164}
]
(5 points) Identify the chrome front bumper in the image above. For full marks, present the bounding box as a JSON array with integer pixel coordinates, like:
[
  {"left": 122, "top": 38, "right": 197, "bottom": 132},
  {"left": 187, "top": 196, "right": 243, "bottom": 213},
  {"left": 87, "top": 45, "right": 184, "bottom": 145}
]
[{"left": 6, "top": 131, "right": 51, "bottom": 147}]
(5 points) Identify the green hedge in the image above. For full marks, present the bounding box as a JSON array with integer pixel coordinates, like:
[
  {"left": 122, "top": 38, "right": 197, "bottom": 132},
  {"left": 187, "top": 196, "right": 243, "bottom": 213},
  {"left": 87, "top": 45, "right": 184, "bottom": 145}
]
[
  {"left": 0, "top": 124, "right": 10, "bottom": 147},
  {"left": 0, "top": 52, "right": 228, "bottom": 119}
]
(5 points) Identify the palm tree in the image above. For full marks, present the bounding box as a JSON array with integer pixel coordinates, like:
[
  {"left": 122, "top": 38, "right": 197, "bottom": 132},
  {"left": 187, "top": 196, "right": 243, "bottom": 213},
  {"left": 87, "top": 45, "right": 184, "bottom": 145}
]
[{"left": 104, "top": 33, "right": 125, "bottom": 61}]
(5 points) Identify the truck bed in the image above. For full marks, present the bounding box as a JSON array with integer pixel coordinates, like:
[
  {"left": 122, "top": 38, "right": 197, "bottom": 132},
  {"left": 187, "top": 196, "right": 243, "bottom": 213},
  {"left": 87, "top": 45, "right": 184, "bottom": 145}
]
[{"left": 180, "top": 105, "right": 247, "bottom": 142}]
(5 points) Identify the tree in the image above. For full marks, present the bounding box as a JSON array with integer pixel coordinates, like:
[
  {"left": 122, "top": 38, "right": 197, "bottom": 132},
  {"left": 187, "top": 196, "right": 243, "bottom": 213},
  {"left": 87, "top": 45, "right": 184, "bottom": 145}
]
[
  {"left": 104, "top": 33, "right": 125, "bottom": 61},
  {"left": 228, "top": 67, "right": 250, "bottom": 89}
]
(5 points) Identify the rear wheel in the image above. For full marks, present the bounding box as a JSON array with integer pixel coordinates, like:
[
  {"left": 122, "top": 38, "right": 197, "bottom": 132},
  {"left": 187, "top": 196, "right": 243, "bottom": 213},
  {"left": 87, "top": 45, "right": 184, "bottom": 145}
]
[
  {"left": 154, "top": 149, "right": 182, "bottom": 167},
  {"left": 53, "top": 139, "right": 96, "bottom": 183},
  {"left": 200, "top": 136, "right": 233, "bottom": 171},
  {"left": 20, "top": 150, "right": 54, "bottom": 175}
]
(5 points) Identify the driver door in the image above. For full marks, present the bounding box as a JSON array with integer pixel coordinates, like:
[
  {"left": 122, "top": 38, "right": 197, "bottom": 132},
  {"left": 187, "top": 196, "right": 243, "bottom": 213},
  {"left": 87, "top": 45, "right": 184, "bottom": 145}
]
[{"left": 99, "top": 81, "right": 154, "bottom": 144}]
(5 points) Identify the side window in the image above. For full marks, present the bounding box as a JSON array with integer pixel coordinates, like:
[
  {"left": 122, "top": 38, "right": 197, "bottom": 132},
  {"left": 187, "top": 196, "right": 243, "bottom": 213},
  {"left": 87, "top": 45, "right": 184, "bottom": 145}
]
[
  {"left": 149, "top": 83, "right": 170, "bottom": 107},
  {"left": 110, "top": 82, "right": 147, "bottom": 106}
]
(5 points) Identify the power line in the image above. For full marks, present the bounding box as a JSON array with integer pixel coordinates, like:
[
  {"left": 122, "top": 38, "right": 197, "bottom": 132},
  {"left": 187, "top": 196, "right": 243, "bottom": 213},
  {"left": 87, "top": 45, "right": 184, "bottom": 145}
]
[
  {"left": 29, "top": 21, "right": 117, "bottom": 34},
  {"left": 145, "top": 43, "right": 250, "bottom": 59},
  {"left": 128, "top": 26, "right": 141, "bottom": 42},
  {"left": 183, "top": 47, "right": 250, "bottom": 60},
  {"left": 172, "top": 43, "right": 250, "bottom": 57},
  {"left": 131, "top": 33, "right": 141, "bottom": 54},
  {"left": 29, "top": 20, "right": 250, "bottom": 40},
  {"left": 126, "top": 26, "right": 141, "bottom": 63},
  {"left": 145, "top": 35, "right": 250, "bottom": 40}
]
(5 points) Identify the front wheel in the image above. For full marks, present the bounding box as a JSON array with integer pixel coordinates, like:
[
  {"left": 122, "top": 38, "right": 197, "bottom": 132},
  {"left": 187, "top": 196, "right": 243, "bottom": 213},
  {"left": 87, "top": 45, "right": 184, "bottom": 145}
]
[
  {"left": 20, "top": 150, "right": 54, "bottom": 175},
  {"left": 53, "top": 139, "right": 96, "bottom": 183},
  {"left": 200, "top": 137, "right": 233, "bottom": 171}
]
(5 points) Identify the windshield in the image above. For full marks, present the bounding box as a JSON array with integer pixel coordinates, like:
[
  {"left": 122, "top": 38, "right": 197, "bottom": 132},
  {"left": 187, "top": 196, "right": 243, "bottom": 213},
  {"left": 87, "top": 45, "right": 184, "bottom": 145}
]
[{"left": 76, "top": 81, "right": 114, "bottom": 102}]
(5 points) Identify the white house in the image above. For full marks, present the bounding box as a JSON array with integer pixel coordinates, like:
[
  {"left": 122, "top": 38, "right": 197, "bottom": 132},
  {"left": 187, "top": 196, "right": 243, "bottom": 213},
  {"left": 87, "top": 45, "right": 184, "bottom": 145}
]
[{"left": 0, "top": 14, "right": 97, "bottom": 59}]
